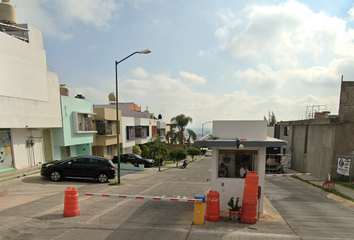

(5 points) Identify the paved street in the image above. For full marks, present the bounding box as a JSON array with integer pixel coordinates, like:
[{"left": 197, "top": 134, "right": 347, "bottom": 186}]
[
  {"left": 265, "top": 177, "right": 354, "bottom": 240},
  {"left": 1, "top": 157, "right": 354, "bottom": 239}
]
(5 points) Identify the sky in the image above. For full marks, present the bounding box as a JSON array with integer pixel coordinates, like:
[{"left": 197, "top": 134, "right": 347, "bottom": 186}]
[{"left": 11, "top": 0, "right": 354, "bottom": 129}]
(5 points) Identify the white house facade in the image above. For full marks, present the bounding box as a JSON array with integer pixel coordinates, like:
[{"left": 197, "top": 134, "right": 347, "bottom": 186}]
[{"left": 0, "top": 20, "right": 62, "bottom": 172}]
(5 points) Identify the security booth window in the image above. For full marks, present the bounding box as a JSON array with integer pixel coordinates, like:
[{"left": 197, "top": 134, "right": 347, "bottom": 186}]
[{"left": 218, "top": 150, "right": 258, "bottom": 178}]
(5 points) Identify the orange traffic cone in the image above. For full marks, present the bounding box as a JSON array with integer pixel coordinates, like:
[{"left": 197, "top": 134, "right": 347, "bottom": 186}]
[{"left": 63, "top": 187, "right": 80, "bottom": 217}]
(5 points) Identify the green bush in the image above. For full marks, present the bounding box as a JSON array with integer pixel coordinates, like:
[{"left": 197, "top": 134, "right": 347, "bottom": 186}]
[
  {"left": 132, "top": 145, "right": 142, "bottom": 155},
  {"left": 140, "top": 144, "right": 150, "bottom": 158},
  {"left": 187, "top": 147, "right": 201, "bottom": 161},
  {"left": 169, "top": 148, "right": 187, "bottom": 167}
]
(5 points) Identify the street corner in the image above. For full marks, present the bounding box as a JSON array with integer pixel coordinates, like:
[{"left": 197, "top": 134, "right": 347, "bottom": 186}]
[{"left": 258, "top": 197, "right": 285, "bottom": 223}]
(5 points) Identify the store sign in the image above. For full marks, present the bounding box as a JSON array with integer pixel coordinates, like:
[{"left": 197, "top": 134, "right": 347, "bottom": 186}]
[{"left": 337, "top": 158, "right": 351, "bottom": 176}]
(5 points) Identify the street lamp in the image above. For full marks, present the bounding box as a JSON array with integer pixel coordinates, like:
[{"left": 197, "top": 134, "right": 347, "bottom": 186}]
[
  {"left": 115, "top": 49, "right": 151, "bottom": 184},
  {"left": 202, "top": 121, "right": 211, "bottom": 137}
]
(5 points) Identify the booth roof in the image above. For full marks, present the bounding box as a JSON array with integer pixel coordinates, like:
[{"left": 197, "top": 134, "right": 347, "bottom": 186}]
[{"left": 194, "top": 135, "right": 287, "bottom": 148}]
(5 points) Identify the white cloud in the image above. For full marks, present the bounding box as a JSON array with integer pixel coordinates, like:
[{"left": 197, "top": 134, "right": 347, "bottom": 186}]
[
  {"left": 12, "top": 0, "right": 119, "bottom": 39},
  {"left": 218, "top": 0, "right": 354, "bottom": 70},
  {"left": 56, "top": 0, "right": 118, "bottom": 28},
  {"left": 348, "top": 4, "right": 354, "bottom": 22},
  {"left": 179, "top": 71, "right": 206, "bottom": 85},
  {"left": 132, "top": 67, "right": 149, "bottom": 78},
  {"left": 235, "top": 57, "right": 354, "bottom": 89},
  {"left": 67, "top": 67, "right": 339, "bottom": 127}
]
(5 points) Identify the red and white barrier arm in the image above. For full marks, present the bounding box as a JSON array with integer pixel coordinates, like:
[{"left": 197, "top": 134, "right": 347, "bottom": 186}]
[
  {"left": 265, "top": 173, "right": 311, "bottom": 177},
  {"left": 85, "top": 193, "right": 202, "bottom": 202}
]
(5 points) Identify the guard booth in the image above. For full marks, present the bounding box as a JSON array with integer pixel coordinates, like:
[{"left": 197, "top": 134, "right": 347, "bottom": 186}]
[{"left": 194, "top": 120, "right": 287, "bottom": 213}]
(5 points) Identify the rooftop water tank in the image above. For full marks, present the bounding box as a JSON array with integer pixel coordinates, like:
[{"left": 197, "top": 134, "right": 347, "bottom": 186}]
[
  {"left": 108, "top": 92, "right": 116, "bottom": 102},
  {"left": 60, "top": 84, "right": 71, "bottom": 97},
  {"left": 0, "top": 0, "right": 17, "bottom": 25}
]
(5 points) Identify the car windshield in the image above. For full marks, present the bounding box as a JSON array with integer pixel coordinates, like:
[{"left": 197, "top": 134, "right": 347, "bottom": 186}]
[{"left": 133, "top": 154, "right": 142, "bottom": 159}]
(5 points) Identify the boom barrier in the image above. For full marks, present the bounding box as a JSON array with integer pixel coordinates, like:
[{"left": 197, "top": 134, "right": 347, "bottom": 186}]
[
  {"left": 85, "top": 193, "right": 205, "bottom": 225},
  {"left": 265, "top": 173, "right": 311, "bottom": 177}
]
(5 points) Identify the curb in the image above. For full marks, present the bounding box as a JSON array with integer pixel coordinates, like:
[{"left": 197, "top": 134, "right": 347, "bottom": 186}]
[{"left": 0, "top": 170, "right": 41, "bottom": 183}]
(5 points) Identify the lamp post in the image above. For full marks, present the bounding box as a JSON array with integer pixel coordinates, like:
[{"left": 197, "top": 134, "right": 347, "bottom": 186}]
[
  {"left": 202, "top": 121, "right": 211, "bottom": 137},
  {"left": 115, "top": 49, "right": 151, "bottom": 184}
]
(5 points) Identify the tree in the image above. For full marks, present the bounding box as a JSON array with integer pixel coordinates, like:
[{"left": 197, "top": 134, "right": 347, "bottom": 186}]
[
  {"left": 132, "top": 145, "right": 142, "bottom": 155},
  {"left": 169, "top": 148, "right": 187, "bottom": 167},
  {"left": 265, "top": 111, "right": 277, "bottom": 126},
  {"left": 170, "top": 114, "right": 193, "bottom": 146},
  {"left": 140, "top": 144, "right": 150, "bottom": 158},
  {"left": 149, "top": 137, "right": 168, "bottom": 172},
  {"left": 270, "top": 111, "right": 277, "bottom": 126},
  {"left": 166, "top": 130, "right": 182, "bottom": 144},
  {"left": 187, "top": 147, "right": 201, "bottom": 161},
  {"left": 186, "top": 129, "right": 197, "bottom": 148}
]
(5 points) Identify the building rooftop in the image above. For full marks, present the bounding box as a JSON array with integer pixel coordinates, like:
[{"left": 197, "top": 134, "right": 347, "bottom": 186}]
[{"left": 194, "top": 134, "right": 287, "bottom": 148}]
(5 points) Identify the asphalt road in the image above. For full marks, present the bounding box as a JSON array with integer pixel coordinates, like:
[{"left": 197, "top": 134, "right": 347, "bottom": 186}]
[
  {"left": 265, "top": 177, "right": 354, "bottom": 240},
  {"left": 1, "top": 158, "right": 354, "bottom": 240}
]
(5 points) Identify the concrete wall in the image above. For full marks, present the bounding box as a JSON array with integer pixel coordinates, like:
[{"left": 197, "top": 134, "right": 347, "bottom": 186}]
[
  {"left": 213, "top": 120, "right": 267, "bottom": 140},
  {"left": 11, "top": 129, "right": 44, "bottom": 169},
  {"left": 279, "top": 122, "right": 336, "bottom": 180},
  {"left": 122, "top": 116, "right": 135, "bottom": 152},
  {"left": 306, "top": 124, "right": 335, "bottom": 179},
  {"left": 0, "top": 26, "right": 62, "bottom": 128}
]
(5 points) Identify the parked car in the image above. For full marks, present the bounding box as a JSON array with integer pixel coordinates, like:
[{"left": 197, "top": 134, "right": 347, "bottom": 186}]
[
  {"left": 112, "top": 154, "right": 155, "bottom": 167},
  {"left": 41, "top": 155, "right": 116, "bottom": 183},
  {"left": 205, "top": 149, "right": 212, "bottom": 157}
]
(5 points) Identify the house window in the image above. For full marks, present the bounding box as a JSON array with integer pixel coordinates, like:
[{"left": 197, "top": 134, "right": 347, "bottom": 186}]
[
  {"left": 74, "top": 112, "right": 96, "bottom": 133},
  {"left": 284, "top": 126, "right": 289, "bottom": 136},
  {"left": 126, "top": 126, "right": 149, "bottom": 140},
  {"left": 218, "top": 150, "right": 257, "bottom": 178},
  {"left": 107, "top": 146, "right": 113, "bottom": 156},
  {"left": 96, "top": 121, "right": 117, "bottom": 135}
]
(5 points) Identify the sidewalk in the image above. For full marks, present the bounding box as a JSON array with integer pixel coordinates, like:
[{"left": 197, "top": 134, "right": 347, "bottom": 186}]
[{"left": 284, "top": 168, "right": 354, "bottom": 203}]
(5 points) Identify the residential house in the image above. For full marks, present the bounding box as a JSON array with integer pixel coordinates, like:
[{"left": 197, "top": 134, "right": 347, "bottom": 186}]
[
  {"left": 94, "top": 99, "right": 165, "bottom": 154},
  {"left": 0, "top": 3, "right": 62, "bottom": 172},
  {"left": 51, "top": 89, "right": 96, "bottom": 160},
  {"left": 91, "top": 106, "right": 121, "bottom": 159}
]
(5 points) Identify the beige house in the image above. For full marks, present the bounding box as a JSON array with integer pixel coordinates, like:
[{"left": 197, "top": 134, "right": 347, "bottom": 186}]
[{"left": 91, "top": 107, "right": 122, "bottom": 159}]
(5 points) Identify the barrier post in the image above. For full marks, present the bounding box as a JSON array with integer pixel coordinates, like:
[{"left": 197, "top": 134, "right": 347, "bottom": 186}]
[{"left": 194, "top": 195, "right": 205, "bottom": 225}]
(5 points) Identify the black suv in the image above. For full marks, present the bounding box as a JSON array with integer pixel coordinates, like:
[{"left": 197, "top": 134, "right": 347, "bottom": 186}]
[
  {"left": 112, "top": 154, "right": 154, "bottom": 167},
  {"left": 41, "top": 155, "right": 116, "bottom": 183}
]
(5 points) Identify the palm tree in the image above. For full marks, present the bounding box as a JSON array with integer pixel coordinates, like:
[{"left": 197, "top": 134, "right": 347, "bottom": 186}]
[
  {"left": 149, "top": 137, "right": 168, "bottom": 172},
  {"left": 170, "top": 114, "right": 193, "bottom": 147},
  {"left": 166, "top": 130, "right": 182, "bottom": 144},
  {"left": 186, "top": 129, "right": 197, "bottom": 148}
]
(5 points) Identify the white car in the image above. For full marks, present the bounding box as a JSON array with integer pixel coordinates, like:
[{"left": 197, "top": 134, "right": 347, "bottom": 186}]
[{"left": 205, "top": 150, "right": 212, "bottom": 157}]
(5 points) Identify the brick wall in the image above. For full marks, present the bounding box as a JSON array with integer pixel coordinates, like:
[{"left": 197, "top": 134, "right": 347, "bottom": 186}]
[{"left": 338, "top": 80, "right": 354, "bottom": 123}]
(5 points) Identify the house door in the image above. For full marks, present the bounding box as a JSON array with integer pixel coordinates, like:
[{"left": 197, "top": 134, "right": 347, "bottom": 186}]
[
  {"left": 43, "top": 129, "right": 53, "bottom": 162},
  {"left": 60, "top": 146, "right": 70, "bottom": 159}
]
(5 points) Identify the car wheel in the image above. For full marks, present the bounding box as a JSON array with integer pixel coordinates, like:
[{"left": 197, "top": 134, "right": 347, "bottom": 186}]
[
  {"left": 97, "top": 173, "right": 108, "bottom": 183},
  {"left": 50, "top": 170, "right": 62, "bottom": 182},
  {"left": 144, "top": 163, "right": 149, "bottom": 168}
]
